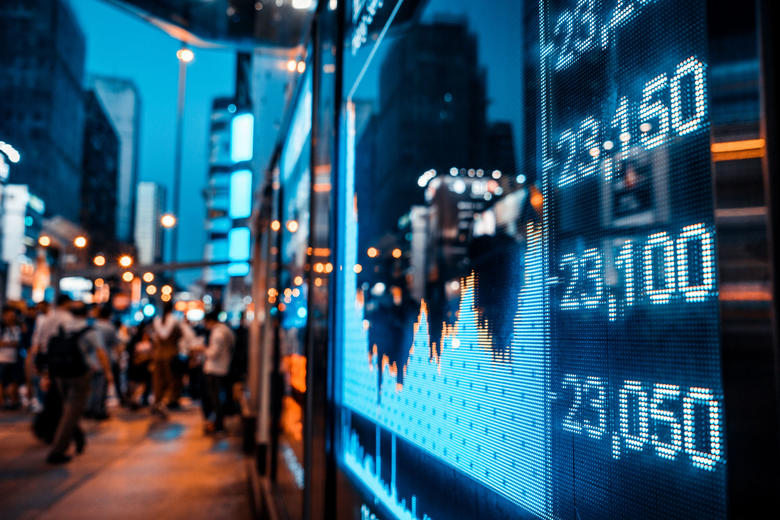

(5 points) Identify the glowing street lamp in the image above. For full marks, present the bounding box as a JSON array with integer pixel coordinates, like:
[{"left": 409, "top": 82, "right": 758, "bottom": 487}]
[
  {"left": 73, "top": 236, "right": 87, "bottom": 249},
  {"left": 93, "top": 255, "right": 106, "bottom": 267},
  {"left": 176, "top": 47, "right": 194, "bottom": 63},
  {"left": 142, "top": 272, "right": 155, "bottom": 283},
  {"left": 118, "top": 255, "right": 133, "bottom": 268},
  {"left": 161, "top": 213, "right": 177, "bottom": 229},
  {"left": 122, "top": 271, "right": 134, "bottom": 283},
  {"left": 38, "top": 235, "right": 51, "bottom": 247}
]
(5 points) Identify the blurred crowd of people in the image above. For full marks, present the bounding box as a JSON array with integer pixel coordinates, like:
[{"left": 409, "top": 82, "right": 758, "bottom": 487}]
[{"left": 0, "top": 296, "right": 248, "bottom": 465}]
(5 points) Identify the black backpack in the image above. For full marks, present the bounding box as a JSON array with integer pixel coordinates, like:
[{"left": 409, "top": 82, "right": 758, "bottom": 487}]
[{"left": 47, "top": 326, "right": 90, "bottom": 378}]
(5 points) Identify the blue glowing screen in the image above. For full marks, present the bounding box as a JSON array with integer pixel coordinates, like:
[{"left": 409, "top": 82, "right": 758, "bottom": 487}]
[
  {"left": 228, "top": 226, "right": 251, "bottom": 277},
  {"left": 230, "top": 113, "right": 254, "bottom": 163},
  {"left": 335, "top": 0, "right": 725, "bottom": 519},
  {"left": 229, "top": 169, "right": 253, "bottom": 219}
]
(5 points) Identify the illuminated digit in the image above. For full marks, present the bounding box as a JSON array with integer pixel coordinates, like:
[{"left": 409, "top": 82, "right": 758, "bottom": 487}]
[
  {"left": 577, "top": 116, "right": 600, "bottom": 180},
  {"left": 601, "top": 0, "right": 636, "bottom": 50},
  {"left": 560, "top": 253, "right": 580, "bottom": 309},
  {"left": 557, "top": 129, "right": 577, "bottom": 187},
  {"left": 615, "top": 240, "right": 635, "bottom": 307},
  {"left": 676, "top": 223, "right": 716, "bottom": 302},
  {"left": 671, "top": 57, "right": 707, "bottom": 135},
  {"left": 683, "top": 387, "right": 723, "bottom": 471},
  {"left": 644, "top": 232, "right": 676, "bottom": 303},
  {"left": 561, "top": 374, "right": 582, "bottom": 434},
  {"left": 639, "top": 73, "right": 669, "bottom": 149},
  {"left": 583, "top": 376, "right": 607, "bottom": 439},
  {"left": 650, "top": 383, "right": 683, "bottom": 460},
  {"left": 573, "top": 0, "right": 597, "bottom": 52},
  {"left": 581, "top": 248, "right": 604, "bottom": 309},
  {"left": 619, "top": 381, "right": 649, "bottom": 450},
  {"left": 554, "top": 11, "right": 575, "bottom": 70}
]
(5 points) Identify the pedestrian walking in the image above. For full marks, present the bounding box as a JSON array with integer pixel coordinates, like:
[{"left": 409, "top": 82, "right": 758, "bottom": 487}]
[
  {"left": 190, "top": 310, "right": 234, "bottom": 434},
  {"left": 86, "top": 305, "right": 123, "bottom": 418},
  {"left": 150, "top": 302, "right": 196, "bottom": 417},
  {"left": 0, "top": 305, "right": 22, "bottom": 410},
  {"left": 29, "top": 295, "right": 73, "bottom": 444},
  {"left": 46, "top": 302, "right": 112, "bottom": 464}
]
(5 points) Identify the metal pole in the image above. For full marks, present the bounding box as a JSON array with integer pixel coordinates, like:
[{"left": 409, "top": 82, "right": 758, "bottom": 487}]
[{"left": 172, "top": 46, "right": 187, "bottom": 263}]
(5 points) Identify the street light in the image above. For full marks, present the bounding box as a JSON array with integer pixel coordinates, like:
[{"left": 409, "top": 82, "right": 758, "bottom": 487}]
[
  {"left": 143, "top": 272, "right": 154, "bottom": 283},
  {"left": 73, "top": 236, "right": 87, "bottom": 249},
  {"left": 161, "top": 213, "right": 177, "bottom": 228},
  {"left": 176, "top": 47, "right": 194, "bottom": 63},
  {"left": 38, "top": 235, "right": 51, "bottom": 247},
  {"left": 118, "top": 255, "right": 133, "bottom": 268},
  {"left": 171, "top": 43, "right": 194, "bottom": 265},
  {"left": 122, "top": 271, "right": 134, "bottom": 282},
  {"left": 93, "top": 255, "right": 106, "bottom": 267}
]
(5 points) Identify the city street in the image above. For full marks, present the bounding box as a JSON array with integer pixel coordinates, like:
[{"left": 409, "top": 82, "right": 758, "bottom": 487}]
[{"left": 0, "top": 405, "right": 251, "bottom": 519}]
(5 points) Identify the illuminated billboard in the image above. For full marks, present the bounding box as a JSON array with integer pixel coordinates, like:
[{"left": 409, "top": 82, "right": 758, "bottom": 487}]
[
  {"left": 231, "top": 113, "right": 254, "bottom": 163},
  {"left": 335, "top": 0, "right": 728, "bottom": 518}
]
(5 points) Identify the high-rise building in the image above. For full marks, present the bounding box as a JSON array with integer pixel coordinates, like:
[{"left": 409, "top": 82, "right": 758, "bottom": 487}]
[
  {"left": 203, "top": 97, "right": 241, "bottom": 286},
  {"left": 134, "top": 182, "right": 165, "bottom": 265},
  {"left": 0, "top": 0, "right": 86, "bottom": 221},
  {"left": 88, "top": 76, "right": 141, "bottom": 244},
  {"left": 0, "top": 185, "right": 47, "bottom": 301},
  {"left": 361, "top": 21, "right": 488, "bottom": 242},
  {"left": 80, "top": 91, "right": 120, "bottom": 253}
]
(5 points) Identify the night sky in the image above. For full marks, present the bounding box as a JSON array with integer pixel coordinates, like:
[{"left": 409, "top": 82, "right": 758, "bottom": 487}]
[{"left": 69, "top": 0, "right": 236, "bottom": 287}]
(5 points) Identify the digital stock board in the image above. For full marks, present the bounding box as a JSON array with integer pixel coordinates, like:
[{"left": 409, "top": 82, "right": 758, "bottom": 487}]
[{"left": 336, "top": 0, "right": 725, "bottom": 518}]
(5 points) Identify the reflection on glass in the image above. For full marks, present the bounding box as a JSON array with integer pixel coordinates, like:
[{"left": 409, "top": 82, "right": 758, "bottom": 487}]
[{"left": 332, "top": 0, "right": 767, "bottom": 518}]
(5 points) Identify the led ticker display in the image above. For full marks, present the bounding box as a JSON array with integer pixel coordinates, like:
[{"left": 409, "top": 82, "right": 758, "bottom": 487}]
[
  {"left": 336, "top": 0, "right": 726, "bottom": 518},
  {"left": 541, "top": 0, "right": 724, "bottom": 517}
]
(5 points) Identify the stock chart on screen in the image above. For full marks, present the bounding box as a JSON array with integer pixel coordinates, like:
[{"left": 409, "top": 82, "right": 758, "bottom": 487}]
[{"left": 337, "top": 0, "right": 726, "bottom": 518}]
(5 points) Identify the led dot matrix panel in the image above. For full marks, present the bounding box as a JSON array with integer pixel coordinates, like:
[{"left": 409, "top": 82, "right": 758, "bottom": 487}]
[{"left": 337, "top": 0, "right": 726, "bottom": 518}]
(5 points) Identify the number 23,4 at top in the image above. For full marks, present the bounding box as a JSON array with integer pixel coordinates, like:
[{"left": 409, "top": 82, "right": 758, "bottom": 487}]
[
  {"left": 548, "top": 0, "right": 662, "bottom": 71},
  {"left": 554, "top": 56, "right": 707, "bottom": 188}
]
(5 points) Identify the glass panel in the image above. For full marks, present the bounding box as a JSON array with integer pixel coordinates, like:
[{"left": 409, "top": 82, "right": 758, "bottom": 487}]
[
  {"left": 271, "top": 66, "right": 313, "bottom": 519},
  {"left": 332, "top": 0, "right": 772, "bottom": 518}
]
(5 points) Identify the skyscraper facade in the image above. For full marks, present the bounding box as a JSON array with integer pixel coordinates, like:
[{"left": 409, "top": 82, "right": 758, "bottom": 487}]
[
  {"left": 89, "top": 76, "right": 141, "bottom": 244},
  {"left": 203, "top": 96, "right": 239, "bottom": 286},
  {"left": 134, "top": 182, "right": 165, "bottom": 265},
  {"left": 0, "top": 0, "right": 86, "bottom": 221},
  {"left": 80, "top": 91, "right": 119, "bottom": 254}
]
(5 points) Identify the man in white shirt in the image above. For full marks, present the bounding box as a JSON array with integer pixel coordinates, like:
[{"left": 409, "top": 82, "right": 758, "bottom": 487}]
[{"left": 191, "top": 310, "right": 234, "bottom": 434}]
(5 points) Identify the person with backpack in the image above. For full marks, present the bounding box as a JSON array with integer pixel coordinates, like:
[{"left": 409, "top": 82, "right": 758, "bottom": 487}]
[
  {"left": 46, "top": 302, "right": 112, "bottom": 465},
  {"left": 29, "top": 295, "right": 73, "bottom": 444}
]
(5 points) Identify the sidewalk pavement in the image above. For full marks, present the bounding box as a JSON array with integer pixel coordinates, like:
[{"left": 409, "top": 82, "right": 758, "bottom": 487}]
[{"left": 0, "top": 403, "right": 252, "bottom": 520}]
